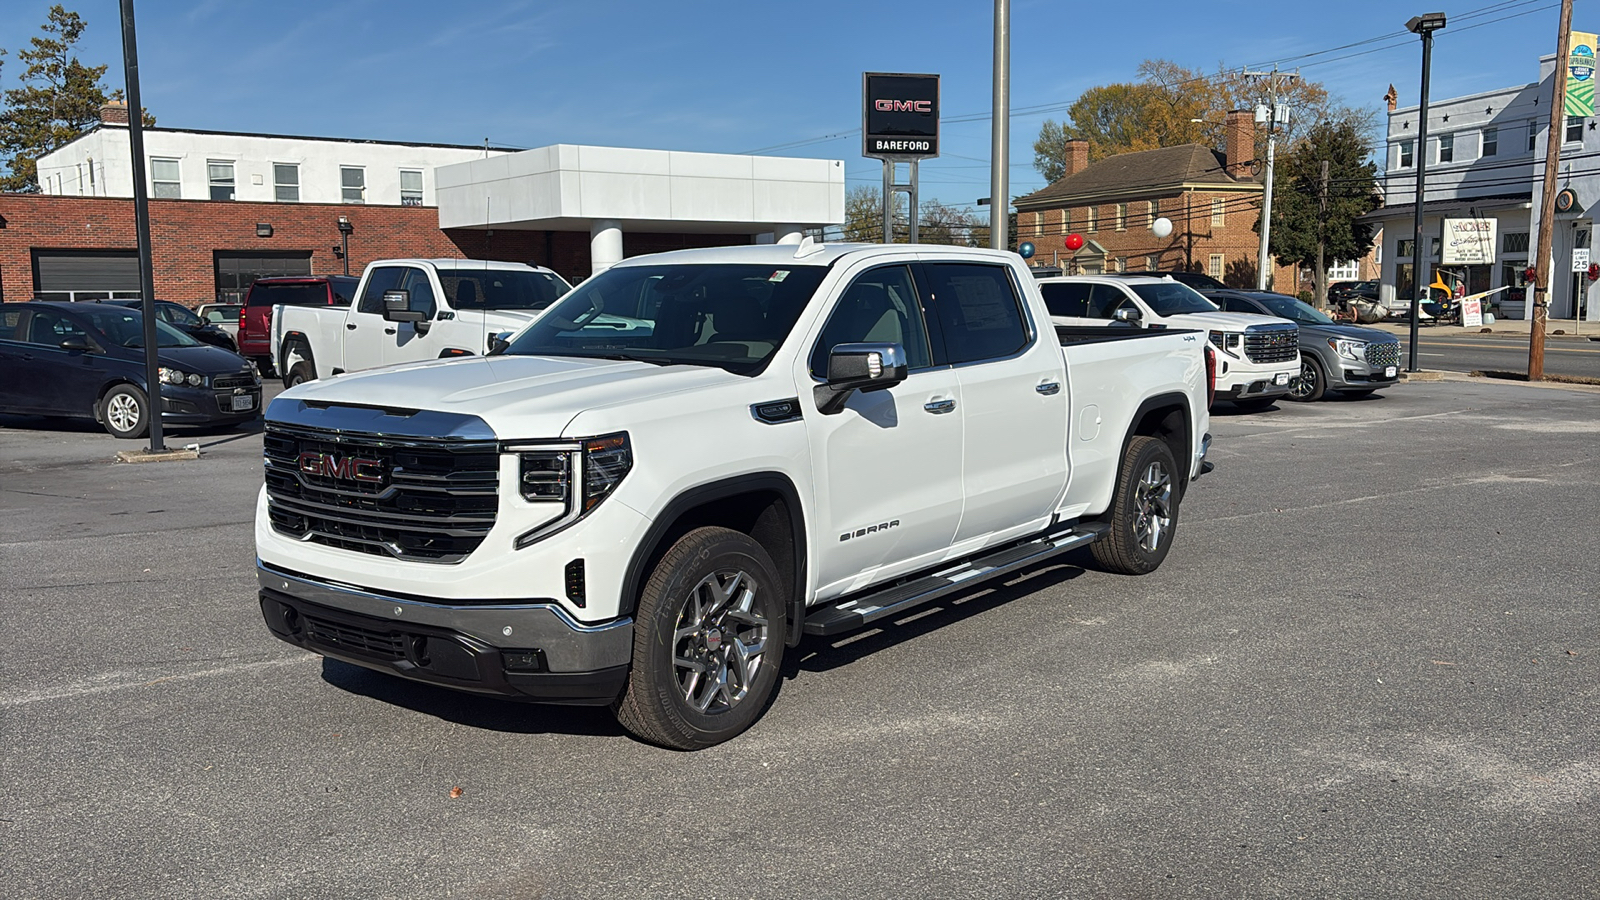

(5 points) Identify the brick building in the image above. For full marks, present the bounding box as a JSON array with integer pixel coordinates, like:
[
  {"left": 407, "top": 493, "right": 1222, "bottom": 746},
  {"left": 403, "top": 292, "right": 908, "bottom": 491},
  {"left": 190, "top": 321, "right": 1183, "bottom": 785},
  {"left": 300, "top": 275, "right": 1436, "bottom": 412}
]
[{"left": 1015, "top": 110, "right": 1298, "bottom": 289}]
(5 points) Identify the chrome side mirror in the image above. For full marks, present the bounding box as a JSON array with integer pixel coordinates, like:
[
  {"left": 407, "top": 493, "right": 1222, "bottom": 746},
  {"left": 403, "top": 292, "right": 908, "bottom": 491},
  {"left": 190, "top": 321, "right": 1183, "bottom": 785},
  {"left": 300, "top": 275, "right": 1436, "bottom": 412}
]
[
  {"left": 1113, "top": 307, "right": 1143, "bottom": 326},
  {"left": 814, "top": 342, "right": 908, "bottom": 415}
]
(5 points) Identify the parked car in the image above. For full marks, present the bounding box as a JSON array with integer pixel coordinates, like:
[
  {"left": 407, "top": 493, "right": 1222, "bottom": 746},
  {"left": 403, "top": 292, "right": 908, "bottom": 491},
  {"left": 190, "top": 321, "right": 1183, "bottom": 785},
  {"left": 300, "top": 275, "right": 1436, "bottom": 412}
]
[
  {"left": 97, "top": 299, "right": 237, "bottom": 352},
  {"left": 1206, "top": 289, "right": 1402, "bottom": 401},
  {"left": 272, "top": 260, "right": 571, "bottom": 387},
  {"left": 239, "top": 275, "right": 359, "bottom": 376},
  {"left": 1036, "top": 274, "right": 1299, "bottom": 410},
  {"left": 0, "top": 301, "right": 261, "bottom": 438},
  {"left": 198, "top": 302, "right": 242, "bottom": 343},
  {"left": 1328, "top": 280, "right": 1380, "bottom": 305}
]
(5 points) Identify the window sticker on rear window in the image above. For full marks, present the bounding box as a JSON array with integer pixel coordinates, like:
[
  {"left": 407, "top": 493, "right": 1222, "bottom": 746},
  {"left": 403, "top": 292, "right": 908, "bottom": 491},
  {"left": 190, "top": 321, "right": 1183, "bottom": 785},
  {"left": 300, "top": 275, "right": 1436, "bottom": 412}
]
[{"left": 768, "top": 270, "right": 790, "bottom": 283}]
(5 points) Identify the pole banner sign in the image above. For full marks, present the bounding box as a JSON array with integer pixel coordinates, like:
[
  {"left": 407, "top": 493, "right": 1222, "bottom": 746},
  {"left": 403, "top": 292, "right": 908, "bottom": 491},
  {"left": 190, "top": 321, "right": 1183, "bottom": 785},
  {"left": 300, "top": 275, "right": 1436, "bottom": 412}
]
[
  {"left": 1566, "top": 32, "right": 1597, "bottom": 117},
  {"left": 863, "top": 73, "right": 940, "bottom": 159},
  {"left": 1441, "top": 218, "right": 1497, "bottom": 265}
]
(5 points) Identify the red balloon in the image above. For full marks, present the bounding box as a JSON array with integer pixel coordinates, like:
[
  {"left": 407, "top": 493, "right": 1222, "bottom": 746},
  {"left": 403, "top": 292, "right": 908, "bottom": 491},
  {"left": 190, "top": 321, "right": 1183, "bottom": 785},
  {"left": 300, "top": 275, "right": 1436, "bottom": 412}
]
[{"left": 1064, "top": 233, "right": 1084, "bottom": 251}]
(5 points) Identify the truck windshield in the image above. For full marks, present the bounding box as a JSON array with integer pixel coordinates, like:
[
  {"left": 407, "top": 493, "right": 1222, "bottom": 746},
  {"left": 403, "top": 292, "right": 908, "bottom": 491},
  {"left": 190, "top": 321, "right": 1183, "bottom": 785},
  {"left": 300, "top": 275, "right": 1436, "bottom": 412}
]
[
  {"left": 503, "top": 263, "right": 829, "bottom": 374},
  {"left": 1130, "top": 283, "right": 1219, "bottom": 315},
  {"left": 437, "top": 269, "right": 572, "bottom": 312}
]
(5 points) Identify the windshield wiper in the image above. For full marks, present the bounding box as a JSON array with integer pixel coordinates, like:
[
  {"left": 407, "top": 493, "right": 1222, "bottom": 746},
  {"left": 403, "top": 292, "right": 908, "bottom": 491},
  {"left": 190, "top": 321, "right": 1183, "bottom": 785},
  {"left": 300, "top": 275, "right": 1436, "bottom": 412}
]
[{"left": 578, "top": 352, "right": 676, "bottom": 366}]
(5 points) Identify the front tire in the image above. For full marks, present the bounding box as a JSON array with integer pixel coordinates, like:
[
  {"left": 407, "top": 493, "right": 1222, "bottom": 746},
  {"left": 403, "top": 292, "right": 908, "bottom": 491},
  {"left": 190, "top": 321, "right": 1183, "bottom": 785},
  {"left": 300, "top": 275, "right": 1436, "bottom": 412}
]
[
  {"left": 614, "top": 526, "right": 786, "bottom": 750},
  {"left": 1091, "top": 436, "right": 1180, "bottom": 575},
  {"left": 100, "top": 384, "right": 150, "bottom": 439},
  {"left": 1288, "top": 355, "right": 1327, "bottom": 402}
]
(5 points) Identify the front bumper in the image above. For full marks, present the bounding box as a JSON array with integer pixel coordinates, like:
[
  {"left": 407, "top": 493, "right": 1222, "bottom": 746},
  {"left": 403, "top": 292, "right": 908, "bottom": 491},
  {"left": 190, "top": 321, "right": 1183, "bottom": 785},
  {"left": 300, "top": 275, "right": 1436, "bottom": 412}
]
[
  {"left": 157, "top": 381, "right": 262, "bottom": 424},
  {"left": 257, "top": 561, "right": 633, "bottom": 705},
  {"left": 1217, "top": 378, "right": 1291, "bottom": 400}
]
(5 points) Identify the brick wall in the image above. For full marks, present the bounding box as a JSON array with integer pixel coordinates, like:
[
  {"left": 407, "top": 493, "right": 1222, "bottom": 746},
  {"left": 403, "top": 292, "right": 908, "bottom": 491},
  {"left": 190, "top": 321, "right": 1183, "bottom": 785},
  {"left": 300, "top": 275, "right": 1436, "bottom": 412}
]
[{"left": 0, "top": 193, "right": 751, "bottom": 304}]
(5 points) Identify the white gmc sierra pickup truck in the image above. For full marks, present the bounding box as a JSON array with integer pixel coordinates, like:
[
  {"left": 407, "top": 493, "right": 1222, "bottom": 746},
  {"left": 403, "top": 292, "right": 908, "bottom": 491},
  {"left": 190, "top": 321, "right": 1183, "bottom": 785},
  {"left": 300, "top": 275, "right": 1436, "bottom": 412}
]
[
  {"left": 1036, "top": 274, "right": 1300, "bottom": 409},
  {"left": 255, "top": 241, "right": 1214, "bottom": 749},
  {"left": 270, "top": 259, "right": 571, "bottom": 387}
]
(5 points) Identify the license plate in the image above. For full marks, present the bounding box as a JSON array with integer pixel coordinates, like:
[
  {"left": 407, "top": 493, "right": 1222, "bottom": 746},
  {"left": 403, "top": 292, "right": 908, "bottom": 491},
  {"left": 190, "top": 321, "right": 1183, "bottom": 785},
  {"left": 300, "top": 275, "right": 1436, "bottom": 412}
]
[
  {"left": 1274, "top": 372, "right": 1290, "bottom": 386},
  {"left": 230, "top": 395, "right": 255, "bottom": 412},
  {"left": 1385, "top": 366, "right": 1398, "bottom": 378}
]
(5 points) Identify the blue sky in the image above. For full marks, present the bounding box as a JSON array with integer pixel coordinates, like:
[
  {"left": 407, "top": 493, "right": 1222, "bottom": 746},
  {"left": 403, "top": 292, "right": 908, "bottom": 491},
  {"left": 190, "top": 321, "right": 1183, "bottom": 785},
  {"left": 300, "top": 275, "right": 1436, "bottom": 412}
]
[{"left": 0, "top": 0, "right": 1578, "bottom": 214}]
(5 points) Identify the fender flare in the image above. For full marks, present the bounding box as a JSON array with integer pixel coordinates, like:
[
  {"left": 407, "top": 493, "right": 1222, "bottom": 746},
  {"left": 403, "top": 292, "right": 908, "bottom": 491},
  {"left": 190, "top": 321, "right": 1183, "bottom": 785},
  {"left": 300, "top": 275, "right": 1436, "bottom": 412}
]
[
  {"left": 1117, "top": 391, "right": 1193, "bottom": 490},
  {"left": 279, "top": 332, "right": 314, "bottom": 374},
  {"left": 619, "top": 472, "right": 808, "bottom": 643}
]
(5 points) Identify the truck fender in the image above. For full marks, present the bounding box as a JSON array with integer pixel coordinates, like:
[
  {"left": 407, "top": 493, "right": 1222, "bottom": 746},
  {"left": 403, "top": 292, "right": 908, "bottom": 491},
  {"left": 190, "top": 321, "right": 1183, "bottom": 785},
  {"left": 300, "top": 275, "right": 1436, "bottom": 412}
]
[
  {"left": 620, "top": 472, "right": 808, "bottom": 646},
  {"left": 1116, "top": 392, "right": 1193, "bottom": 492},
  {"left": 280, "top": 332, "right": 314, "bottom": 372}
]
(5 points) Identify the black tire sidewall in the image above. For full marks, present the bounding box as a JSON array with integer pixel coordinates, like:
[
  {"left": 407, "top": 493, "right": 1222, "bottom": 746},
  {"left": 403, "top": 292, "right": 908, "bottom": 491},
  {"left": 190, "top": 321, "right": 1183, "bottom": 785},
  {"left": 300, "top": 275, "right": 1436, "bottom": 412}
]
[
  {"left": 285, "top": 361, "right": 314, "bottom": 388},
  {"left": 630, "top": 528, "right": 786, "bottom": 748},
  {"left": 101, "top": 384, "right": 150, "bottom": 439},
  {"left": 1095, "top": 436, "right": 1179, "bottom": 575}
]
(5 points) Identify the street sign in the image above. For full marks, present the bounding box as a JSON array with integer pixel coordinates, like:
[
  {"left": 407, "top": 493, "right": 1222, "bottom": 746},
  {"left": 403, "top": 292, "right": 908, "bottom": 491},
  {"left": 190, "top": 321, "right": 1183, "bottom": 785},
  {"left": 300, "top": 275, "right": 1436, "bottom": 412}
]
[
  {"left": 1573, "top": 247, "right": 1591, "bottom": 272},
  {"left": 863, "top": 73, "right": 940, "bottom": 159}
]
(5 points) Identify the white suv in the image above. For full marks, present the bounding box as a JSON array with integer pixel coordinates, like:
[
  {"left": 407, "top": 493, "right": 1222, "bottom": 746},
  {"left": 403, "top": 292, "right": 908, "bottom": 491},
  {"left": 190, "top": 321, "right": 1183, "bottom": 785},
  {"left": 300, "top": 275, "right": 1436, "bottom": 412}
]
[{"left": 1036, "top": 274, "right": 1300, "bottom": 409}]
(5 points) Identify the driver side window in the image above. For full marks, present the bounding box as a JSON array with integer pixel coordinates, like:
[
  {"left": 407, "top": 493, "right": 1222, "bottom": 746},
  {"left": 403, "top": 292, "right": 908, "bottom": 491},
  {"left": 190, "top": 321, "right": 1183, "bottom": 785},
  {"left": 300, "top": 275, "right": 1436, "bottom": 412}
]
[
  {"left": 1087, "top": 284, "right": 1135, "bottom": 319},
  {"left": 809, "top": 265, "right": 931, "bottom": 376},
  {"left": 399, "top": 269, "right": 438, "bottom": 319}
]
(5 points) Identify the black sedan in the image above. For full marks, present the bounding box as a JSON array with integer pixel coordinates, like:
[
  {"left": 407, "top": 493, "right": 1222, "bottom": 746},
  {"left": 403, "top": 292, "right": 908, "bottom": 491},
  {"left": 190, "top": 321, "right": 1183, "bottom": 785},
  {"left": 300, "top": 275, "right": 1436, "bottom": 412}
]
[
  {"left": 0, "top": 302, "right": 261, "bottom": 439},
  {"left": 1205, "top": 290, "right": 1402, "bottom": 401},
  {"left": 97, "top": 299, "right": 239, "bottom": 352}
]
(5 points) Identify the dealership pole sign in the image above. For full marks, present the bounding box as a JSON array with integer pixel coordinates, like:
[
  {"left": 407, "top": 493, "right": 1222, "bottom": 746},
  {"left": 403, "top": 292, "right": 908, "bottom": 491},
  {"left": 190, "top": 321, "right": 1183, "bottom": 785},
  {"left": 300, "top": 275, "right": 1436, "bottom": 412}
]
[{"left": 864, "top": 73, "right": 939, "bottom": 244}]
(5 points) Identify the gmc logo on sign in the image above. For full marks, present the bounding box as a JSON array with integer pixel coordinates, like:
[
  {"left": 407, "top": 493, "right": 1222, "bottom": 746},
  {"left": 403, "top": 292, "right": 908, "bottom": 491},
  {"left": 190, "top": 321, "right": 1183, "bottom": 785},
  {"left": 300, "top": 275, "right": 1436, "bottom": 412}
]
[
  {"left": 874, "top": 99, "right": 932, "bottom": 113},
  {"left": 297, "top": 451, "right": 384, "bottom": 483}
]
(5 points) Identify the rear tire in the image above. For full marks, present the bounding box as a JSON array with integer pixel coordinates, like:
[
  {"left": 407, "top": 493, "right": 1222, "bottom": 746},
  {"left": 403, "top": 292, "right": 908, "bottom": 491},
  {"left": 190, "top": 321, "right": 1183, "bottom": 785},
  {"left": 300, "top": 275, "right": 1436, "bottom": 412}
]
[
  {"left": 613, "top": 526, "right": 786, "bottom": 750},
  {"left": 1091, "top": 436, "right": 1180, "bottom": 576},
  {"left": 100, "top": 384, "right": 150, "bottom": 440},
  {"left": 284, "top": 361, "right": 316, "bottom": 388}
]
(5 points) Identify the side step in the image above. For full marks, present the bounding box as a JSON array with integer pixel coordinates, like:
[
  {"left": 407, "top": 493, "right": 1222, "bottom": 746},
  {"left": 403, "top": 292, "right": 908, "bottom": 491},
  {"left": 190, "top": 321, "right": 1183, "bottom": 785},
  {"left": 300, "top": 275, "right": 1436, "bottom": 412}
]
[{"left": 802, "top": 522, "right": 1109, "bottom": 637}]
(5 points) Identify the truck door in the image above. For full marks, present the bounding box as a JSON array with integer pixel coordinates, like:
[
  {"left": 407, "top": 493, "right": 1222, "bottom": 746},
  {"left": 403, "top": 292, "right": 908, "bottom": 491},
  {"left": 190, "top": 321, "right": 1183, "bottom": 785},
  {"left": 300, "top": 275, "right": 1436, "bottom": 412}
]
[
  {"left": 921, "top": 261, "right": 1067, "bottom": 547},
  {"left": 383, "top": 267, "right": 441, "bottom": 367},
  {"left": 801, "top": 263, "right": 964, "bottom": 599},
  {"left": 344, "top": 266, "right": 406, "bottom": 373}
]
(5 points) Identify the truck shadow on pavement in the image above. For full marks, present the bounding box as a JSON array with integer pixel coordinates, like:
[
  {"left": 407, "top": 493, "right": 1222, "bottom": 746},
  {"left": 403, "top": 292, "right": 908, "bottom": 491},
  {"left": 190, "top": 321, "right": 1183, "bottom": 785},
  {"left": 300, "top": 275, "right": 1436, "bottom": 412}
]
[{"left": 318, "top": 658, "right": 625, "bottom": 738}]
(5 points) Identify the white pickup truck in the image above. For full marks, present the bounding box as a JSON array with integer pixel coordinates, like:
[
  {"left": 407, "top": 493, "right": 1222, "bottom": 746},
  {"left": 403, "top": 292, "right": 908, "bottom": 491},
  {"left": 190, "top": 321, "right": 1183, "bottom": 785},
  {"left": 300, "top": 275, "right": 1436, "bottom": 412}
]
[
  {"left": 270, "top": 258, "right": 571, "bottom": 387},
  {"left": 1036, "top": 274, "right": 1299, "bottom": 409},
  {"left": 255, "top": 241, "right": 1214, "bottom": 749}
]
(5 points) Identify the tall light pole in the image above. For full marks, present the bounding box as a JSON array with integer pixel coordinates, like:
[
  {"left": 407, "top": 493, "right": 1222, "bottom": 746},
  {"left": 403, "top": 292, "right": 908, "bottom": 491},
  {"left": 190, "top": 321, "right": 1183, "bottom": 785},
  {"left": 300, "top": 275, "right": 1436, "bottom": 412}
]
[
  {"left": 990, "top": 0, "right": 1009, "bottom": 251},
  {"left": 1245, "top": 68, "right": 1297, "bottom": 290},
  {"left": 1405, "top": 12, "right": 1447, "bottom": 373},
  {"left": 119, "top": 0, "right": 164, "bottom": 453}
]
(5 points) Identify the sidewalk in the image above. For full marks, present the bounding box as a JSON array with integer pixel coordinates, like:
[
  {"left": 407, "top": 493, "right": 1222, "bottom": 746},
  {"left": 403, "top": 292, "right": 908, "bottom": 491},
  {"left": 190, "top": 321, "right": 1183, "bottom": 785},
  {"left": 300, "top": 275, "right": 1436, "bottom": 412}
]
[{"left": 1361, "top": 317, "right": 1598, "bottom": 340}]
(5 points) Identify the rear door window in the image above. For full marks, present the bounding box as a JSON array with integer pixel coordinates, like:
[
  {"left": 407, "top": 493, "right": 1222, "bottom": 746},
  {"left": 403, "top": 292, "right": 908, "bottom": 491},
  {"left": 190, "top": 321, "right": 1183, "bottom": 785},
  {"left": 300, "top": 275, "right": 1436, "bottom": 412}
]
[
  {"left": 922, "top": 263, "right": 1030, "bottom": 365},
  {"left": 0, "top": 308, "right": 22, "bottom": 341}
]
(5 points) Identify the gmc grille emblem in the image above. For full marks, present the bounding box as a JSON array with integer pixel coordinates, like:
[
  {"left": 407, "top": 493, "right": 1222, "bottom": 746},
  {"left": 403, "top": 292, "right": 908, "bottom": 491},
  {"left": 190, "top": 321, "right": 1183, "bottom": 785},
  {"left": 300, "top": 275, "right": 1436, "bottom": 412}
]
[{"left": 297, "top": 451, "right": 384, "bottom": 483}]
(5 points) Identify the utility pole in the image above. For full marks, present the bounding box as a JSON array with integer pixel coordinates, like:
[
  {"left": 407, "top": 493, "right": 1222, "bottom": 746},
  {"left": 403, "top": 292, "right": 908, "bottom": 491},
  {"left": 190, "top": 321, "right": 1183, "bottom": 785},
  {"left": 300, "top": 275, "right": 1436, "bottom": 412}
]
[
  {"left": 1316, "top": 159, "right": 1330, "bottom": 306},
  {"left": 990, "top": 0, "right": 1010, "bottom": 251},
  {"left": 1244, "top": 67, "right": 1299, "bottom": 290},
  {"left": 1531, "top": 0, "right": 1575, "bottom": 381}
]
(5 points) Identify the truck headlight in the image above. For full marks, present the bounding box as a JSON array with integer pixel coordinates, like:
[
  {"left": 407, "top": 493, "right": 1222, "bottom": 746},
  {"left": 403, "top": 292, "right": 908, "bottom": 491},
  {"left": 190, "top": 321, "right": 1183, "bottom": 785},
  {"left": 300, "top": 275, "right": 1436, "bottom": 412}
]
[
  {"left": 1208, "top": 332, "right": 1243, "bottom": 357},
  {"left": 1330, "top": 338, "right": 1367, "bottom": 361},
  {"left": 514, "top": 432, "right": 632, "bottom": 548}
]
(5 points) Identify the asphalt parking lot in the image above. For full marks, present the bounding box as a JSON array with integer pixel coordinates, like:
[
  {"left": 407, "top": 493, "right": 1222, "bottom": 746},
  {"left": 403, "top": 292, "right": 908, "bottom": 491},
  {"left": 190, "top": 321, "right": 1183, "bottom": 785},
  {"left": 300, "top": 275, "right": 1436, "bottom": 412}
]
[{"left": 2, "top": 380, "right": 1597, "bottom": 899}]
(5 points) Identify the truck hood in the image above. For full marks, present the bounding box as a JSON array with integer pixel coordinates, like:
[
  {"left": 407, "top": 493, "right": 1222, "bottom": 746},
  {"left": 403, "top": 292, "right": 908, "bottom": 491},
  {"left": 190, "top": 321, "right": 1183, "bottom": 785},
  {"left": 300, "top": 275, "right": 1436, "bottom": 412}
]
[
  {"left": 272, "top": 354, "right": 741, "bottom": 437},
  {"left": 1298, "top": 323, "right": 1399, "bottom": 343},
  {"left": 1163, "top": 311, "right": 1296, "bottom": 332}
]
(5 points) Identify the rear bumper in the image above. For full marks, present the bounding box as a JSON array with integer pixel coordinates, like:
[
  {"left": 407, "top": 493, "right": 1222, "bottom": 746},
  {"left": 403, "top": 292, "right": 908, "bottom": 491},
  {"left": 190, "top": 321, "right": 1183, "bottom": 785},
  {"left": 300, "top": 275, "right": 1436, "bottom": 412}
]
[{"left": 256, "top": 561, "right": 633, "bottom": 705}]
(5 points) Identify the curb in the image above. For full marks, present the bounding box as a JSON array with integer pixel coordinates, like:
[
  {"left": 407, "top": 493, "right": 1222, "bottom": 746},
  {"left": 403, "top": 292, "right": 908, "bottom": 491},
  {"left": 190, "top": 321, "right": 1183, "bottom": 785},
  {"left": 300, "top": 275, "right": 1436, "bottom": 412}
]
[{"left": 115, "top": 447, "right": 202, "bottom": 464}]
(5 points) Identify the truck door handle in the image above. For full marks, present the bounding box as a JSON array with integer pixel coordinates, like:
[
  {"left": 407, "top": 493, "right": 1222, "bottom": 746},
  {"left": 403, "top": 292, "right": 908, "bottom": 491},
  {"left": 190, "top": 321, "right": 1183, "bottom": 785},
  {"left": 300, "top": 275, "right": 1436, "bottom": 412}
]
[
  {"left": 384, "top": 328, "right": 397, "bottom": 335},
  {"left": 924, "top": 399, "right": 956, "bottom": 415},
  {"left": 346, "top": 323, "right": 357, "bottom": 330},
  {"left": 1036, "top": 381, "right": 1061, "bottom": 395}
]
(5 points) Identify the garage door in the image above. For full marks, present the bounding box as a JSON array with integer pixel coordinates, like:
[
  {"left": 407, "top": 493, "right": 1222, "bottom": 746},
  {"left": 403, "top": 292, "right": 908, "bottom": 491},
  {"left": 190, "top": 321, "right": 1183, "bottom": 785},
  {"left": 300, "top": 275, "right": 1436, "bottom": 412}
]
[
  {"left": 32, "top": 250, "right": 142, "bottom": 302},
  {"left": 215, "top": 252, "right": 313, "bottom": 303}
]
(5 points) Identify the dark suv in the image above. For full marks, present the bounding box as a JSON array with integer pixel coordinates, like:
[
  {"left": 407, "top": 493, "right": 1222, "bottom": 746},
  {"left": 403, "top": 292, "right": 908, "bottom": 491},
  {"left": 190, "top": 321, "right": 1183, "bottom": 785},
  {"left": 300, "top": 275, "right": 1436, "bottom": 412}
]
[{"left": 239, "top": 276, "right": 357, "bottom": 375}]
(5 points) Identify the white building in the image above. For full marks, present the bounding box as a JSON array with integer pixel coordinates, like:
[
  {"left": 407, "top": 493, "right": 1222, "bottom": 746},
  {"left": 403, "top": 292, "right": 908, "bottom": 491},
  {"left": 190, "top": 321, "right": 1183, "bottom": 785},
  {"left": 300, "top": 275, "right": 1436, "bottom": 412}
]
[{"left": 36, "top": 102, "right": 513, "bottom": 208}]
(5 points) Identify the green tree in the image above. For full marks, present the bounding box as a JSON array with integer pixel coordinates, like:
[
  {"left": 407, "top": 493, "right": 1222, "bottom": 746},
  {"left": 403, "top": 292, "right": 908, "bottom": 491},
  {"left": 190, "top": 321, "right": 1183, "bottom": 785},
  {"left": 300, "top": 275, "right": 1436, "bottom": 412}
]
[
  {"left": 1264, "top": 115, "right": 1381, "bottom": 305},
  {"left": 0, "top": 6, "right": 120, "bottom": 192}
]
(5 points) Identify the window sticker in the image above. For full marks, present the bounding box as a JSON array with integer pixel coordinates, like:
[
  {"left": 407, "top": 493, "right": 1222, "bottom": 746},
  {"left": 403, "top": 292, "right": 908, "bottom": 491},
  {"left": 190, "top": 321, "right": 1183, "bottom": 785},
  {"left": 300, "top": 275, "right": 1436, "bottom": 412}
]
[{"left": 768, "top": 270, "right": 790, "bottom": 283}]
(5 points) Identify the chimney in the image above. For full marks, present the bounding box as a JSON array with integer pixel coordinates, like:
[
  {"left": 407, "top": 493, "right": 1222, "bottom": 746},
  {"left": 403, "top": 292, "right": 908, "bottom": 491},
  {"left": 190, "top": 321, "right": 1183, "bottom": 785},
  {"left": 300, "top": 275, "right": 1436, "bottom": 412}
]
[
  {"left": 1224, "top": 109, "right": 1255, "bottom": 179},
  {"left": 1385, "top": 84, "right": 1399, "bottom": 112},
  {"left": 1063, "top": 138, "right": 1089, "bottom": 178},
  {"left": 99, "top": 101, "right": 130, "bottom": 126}
]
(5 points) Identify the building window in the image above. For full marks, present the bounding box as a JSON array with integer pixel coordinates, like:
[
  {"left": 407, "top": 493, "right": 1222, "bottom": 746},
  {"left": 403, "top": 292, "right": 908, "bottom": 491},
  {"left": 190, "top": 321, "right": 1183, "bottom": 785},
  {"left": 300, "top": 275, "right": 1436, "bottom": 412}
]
[
  {"left": 273, "top": 163, "right": 299, "bottom": 202},
  {"left": 1438, "top": 133, "right": 1454, "bottom": 164},
  {"left": 1116, "top": 256, "right": 1127, "bottom": 273},
  {"left": 1146, "top": 254, "right": 1158, "bottom": 272},
  {"left": 1146, "top": 200, "right": 1158, "bottom": 226},
  {"left": 1399, "top": 140, "right": 1414, "bottom": 168},
  {"left": 1503, "top": 231, "right": 1530, "bottom": 254},
  {"left": 1062, "top": 210, "right": 1072, "bottom": 233},
  {"left": 1482, "top": 126, "right": 1498, "bottom": 157},
  {"left": 1567, "top": 115, "right": 1585, "bottom": 144},
  {"left": 400, "top": 169, "right": 424, "bottom": 206},
  {"left": 341, "top": 166, "right": 366, "bottom": 204},
  {"left": 1529, "top": 119, "right": 1540, "bottom": 151},
  {"left": 1085, "top": 207, "right": 1097, "bottom": 233},
  {"left": 207, "top": 160, "right": 235, "bottom": 201},
  {"left": 1115, "top": 203, "right": 1127, "bottom": 231},
  {"left": 1210, "top": 198, "right": 1225, "bottom": 227},
  {"left": 150, "top": 158, "right": 181, "bottom": 199},
  {"left": 1208, "top": 254, "right": 1224, "bottom": 279},
  {"left": 1328, "top": 259, "right": 1360, "bottom": 280}
]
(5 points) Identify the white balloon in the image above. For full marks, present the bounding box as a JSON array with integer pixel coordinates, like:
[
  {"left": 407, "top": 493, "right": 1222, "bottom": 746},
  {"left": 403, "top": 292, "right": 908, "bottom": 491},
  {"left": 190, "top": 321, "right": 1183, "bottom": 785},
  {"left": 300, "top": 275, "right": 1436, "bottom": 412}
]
[{"left": 1151, "top": 217, "right": 1173, "bottom": 239}]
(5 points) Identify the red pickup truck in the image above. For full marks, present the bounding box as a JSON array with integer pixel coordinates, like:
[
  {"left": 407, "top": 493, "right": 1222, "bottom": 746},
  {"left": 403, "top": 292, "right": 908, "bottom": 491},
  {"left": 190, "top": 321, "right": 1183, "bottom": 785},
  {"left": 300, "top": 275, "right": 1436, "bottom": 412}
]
[{"left": 239, "top": 275, "right": 357, "bottom": 375}]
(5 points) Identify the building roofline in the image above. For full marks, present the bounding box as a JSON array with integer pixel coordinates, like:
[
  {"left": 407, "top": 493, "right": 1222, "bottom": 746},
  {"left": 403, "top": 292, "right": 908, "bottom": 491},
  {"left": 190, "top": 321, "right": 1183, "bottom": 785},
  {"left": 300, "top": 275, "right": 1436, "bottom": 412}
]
[{"left": 48, "top": 123, "right": 524, "bottom": 155}]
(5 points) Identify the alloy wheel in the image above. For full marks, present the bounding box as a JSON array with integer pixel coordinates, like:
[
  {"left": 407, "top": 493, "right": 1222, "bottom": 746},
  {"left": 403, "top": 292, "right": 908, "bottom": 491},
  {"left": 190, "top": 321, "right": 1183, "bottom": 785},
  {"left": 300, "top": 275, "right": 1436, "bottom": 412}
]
[
  {"left": 107, "top": 393, "right": 141, "bottom": 432},
  {"left": 672, "top": 570, "right": 768, "bottom": 714},
  {"left": 1290, "top": 358, "right": 1318, "bottom": 400},
  {"left": 1133, "top": 461, "right": 1173, "bottom": 553}
]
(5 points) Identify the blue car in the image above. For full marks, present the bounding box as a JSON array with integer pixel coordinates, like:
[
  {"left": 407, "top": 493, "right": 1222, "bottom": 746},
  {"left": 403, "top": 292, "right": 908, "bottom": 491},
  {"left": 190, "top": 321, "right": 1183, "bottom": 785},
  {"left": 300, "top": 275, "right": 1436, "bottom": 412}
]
[{"left": 0, "top": 301, "right": 262, "bottom": 439}]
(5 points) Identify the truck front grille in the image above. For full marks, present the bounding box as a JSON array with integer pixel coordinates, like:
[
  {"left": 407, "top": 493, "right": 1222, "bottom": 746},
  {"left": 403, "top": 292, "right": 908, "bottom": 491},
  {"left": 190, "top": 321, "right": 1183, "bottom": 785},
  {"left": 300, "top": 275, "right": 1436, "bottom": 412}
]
[
  {"left": 302, "top": 612, "right": 406, "bottom": 661},
  {"left": 263, "top": 425, "right": 499, "bottom": 564},
  {"left": 1244, "top": 326, "right": 1298, "bottom": 364},
  {"left": 1365, "top": 341, "right": 1400, "bottom": 368}
]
